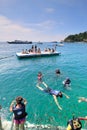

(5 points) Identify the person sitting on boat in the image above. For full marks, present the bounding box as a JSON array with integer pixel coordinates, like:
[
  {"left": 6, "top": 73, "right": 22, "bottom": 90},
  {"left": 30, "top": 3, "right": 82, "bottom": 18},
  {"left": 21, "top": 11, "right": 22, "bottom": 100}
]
[
  {"left": 48, "top": 48, "right": 51, "bottom": 52},
  {"left": 28, "top": 49, "right": 31, "bottom": 53},
  {"left": 36, "top": 82, "right": 69, "bottom": 110},
  {"left": 63, "top": 77, "right": 71, "bottom": 87},
  {"left": 10, "top": 96, "right": 27, "bottom": 130},
  {"left": 55, "top": 69, "right": 61, "bottom": 75},
  {"left": 25, "top": 49, "right": 28, "bottom": 54},
  {"left": 51, "top": 48, "right": 55, "bottom": 52},
  {"left": 44, "top": 48, "right": 48, "bottom": 52},
  {"left": 67, "top": 117, "right": 82, "bottom": 130},
  {"left": 22, "top": 49, "right": 25, "bottom": 54},
  {"left": 37, "top": 48, "right": 41, "bottom": 53}
]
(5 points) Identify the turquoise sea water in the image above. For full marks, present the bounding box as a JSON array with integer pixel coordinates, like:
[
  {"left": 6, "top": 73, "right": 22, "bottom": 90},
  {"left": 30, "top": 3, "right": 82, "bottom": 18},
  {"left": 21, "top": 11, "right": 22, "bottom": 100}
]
[{"left": 0, "top": 42, "right": 87, "bottom": 129}]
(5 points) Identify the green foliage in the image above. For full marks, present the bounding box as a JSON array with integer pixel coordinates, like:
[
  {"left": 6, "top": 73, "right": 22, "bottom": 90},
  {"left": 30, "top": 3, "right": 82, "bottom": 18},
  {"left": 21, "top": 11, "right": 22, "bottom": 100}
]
[{"left": 64, "top": 31, "right": 87, "bottom": 42}]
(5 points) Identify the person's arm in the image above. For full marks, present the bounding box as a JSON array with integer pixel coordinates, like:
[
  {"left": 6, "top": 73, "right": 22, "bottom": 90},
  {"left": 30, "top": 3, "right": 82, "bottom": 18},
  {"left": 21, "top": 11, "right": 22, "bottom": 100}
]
[
  {"left": 23, "top": 98, "right": 27, "bottom": 105},
  {"left": 36, "top": 84, "right": 44, "bottom": 91},
  {"left": 79, "top": 117, "right": 87, "bottom": 120},
  {"left": 78, "top": 97, "right": 87, "bottom": 103},
  {"left": 62, "top": 92, "right": 70, "bottom": 99},
  {"left": 53, "top": 95, "right": 62, "bottom": 110},
  {"left": 9, "top": 100, "right": 16, "bottom": 112}
]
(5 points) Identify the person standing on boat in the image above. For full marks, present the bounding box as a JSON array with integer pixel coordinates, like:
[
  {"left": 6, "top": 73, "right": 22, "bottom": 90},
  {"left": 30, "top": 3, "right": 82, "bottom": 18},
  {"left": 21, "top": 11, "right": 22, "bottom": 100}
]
[
  {"left": 35, "top": 45, "right": 37, "bottom": 53},
  {"left": 10, "top": 96, "right": 27, "bottom": 130},
  {"left": 31, "top": 45, "right": 34, "bottom": 52}
]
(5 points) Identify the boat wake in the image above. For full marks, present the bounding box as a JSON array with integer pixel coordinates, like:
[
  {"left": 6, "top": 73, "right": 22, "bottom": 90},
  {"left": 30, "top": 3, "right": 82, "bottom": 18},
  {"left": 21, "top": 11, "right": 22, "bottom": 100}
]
[{"left": 0, "top": 55, "right": 14, "bottom": 60}]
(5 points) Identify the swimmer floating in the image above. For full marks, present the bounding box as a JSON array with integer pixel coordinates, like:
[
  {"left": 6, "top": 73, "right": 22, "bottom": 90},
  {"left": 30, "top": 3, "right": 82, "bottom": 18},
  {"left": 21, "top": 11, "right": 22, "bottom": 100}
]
[{"left": 36, "top": 82, "right": 70, "bottom": 110}]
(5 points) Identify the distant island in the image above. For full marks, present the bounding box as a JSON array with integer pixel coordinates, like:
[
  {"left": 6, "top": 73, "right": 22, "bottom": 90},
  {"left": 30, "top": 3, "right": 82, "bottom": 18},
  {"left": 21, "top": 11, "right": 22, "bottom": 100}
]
[
  {"left": 64, "top": 31, "right": 87, "bottom": 42},
  {"left": 7, "top": 40, "right": 32, "bottom": 44}
]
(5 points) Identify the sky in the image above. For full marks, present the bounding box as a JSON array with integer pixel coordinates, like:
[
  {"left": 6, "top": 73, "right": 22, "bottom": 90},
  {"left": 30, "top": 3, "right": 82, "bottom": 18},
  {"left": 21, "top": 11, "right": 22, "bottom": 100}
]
[{"left": 0, "top": 0, "right": 87, "bottom": 42}]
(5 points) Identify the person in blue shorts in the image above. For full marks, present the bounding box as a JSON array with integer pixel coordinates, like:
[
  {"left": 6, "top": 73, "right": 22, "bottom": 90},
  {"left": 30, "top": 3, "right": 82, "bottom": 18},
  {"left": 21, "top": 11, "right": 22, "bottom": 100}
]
[{"left": 36, "top": 82, "right": 69, "bottom": 110}]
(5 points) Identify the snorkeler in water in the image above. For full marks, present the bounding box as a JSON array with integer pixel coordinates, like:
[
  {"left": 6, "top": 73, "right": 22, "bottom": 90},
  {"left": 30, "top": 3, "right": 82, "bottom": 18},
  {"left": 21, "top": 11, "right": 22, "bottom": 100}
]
[
  {"left": 36, "top": 82, "right": 69, "bottom": 110},
  {"left": 63, "top": 77, "right": 71, "bottom": 87}
]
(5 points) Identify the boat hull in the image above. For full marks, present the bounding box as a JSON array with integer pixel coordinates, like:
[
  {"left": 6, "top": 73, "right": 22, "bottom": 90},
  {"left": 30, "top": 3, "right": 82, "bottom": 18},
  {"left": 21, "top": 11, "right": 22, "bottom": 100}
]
[{"left": 16, "top": 51, "right": 61, "bottom": 58}]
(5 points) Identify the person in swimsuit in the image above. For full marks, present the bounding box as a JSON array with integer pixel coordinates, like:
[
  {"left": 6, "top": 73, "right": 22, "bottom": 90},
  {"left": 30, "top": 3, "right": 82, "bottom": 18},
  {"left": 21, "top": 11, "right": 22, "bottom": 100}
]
[
  {"left": 10, "top": 96, "right": 27, "bottom": 130},
  {"left": 55, "top": 69, "right": 61, "bottom": 75},
  {"left": 78, "top": 97, "right": 87, "bottom": 103},
  {"left": 37, "top": 72, "right": 43, "bottom": 83},
  {"left": 36, "top": 82, "right": 69, "bottom": 110},
  {"left": 63, "top": 77, "right": 71, "bottom": 87}
]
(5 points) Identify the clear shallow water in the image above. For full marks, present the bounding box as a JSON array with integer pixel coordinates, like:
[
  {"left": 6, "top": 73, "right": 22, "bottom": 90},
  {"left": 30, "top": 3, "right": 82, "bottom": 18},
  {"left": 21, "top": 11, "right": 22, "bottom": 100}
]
[{"left": 0, "top": 42, "right": 87, "bottom": 129}]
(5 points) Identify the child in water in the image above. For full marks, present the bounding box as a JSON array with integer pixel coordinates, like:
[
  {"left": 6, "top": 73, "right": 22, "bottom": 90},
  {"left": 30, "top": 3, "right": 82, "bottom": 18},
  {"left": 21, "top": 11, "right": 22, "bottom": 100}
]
[{"left": 37, "top": 72, "right": 43, "bottom": 83}]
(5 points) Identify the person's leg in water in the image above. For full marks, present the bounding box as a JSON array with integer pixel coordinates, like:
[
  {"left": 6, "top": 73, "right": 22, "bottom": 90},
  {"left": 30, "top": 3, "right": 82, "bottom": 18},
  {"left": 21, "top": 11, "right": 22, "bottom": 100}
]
[
  {"left": 14, "top": 123, "right": 19, "bottom": 130},
  {"left": 19, "top": 123, "right": 25, "bottom": 130},
  {"left": 0, "top": 117, "right": 3, "bottom": 130}
]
